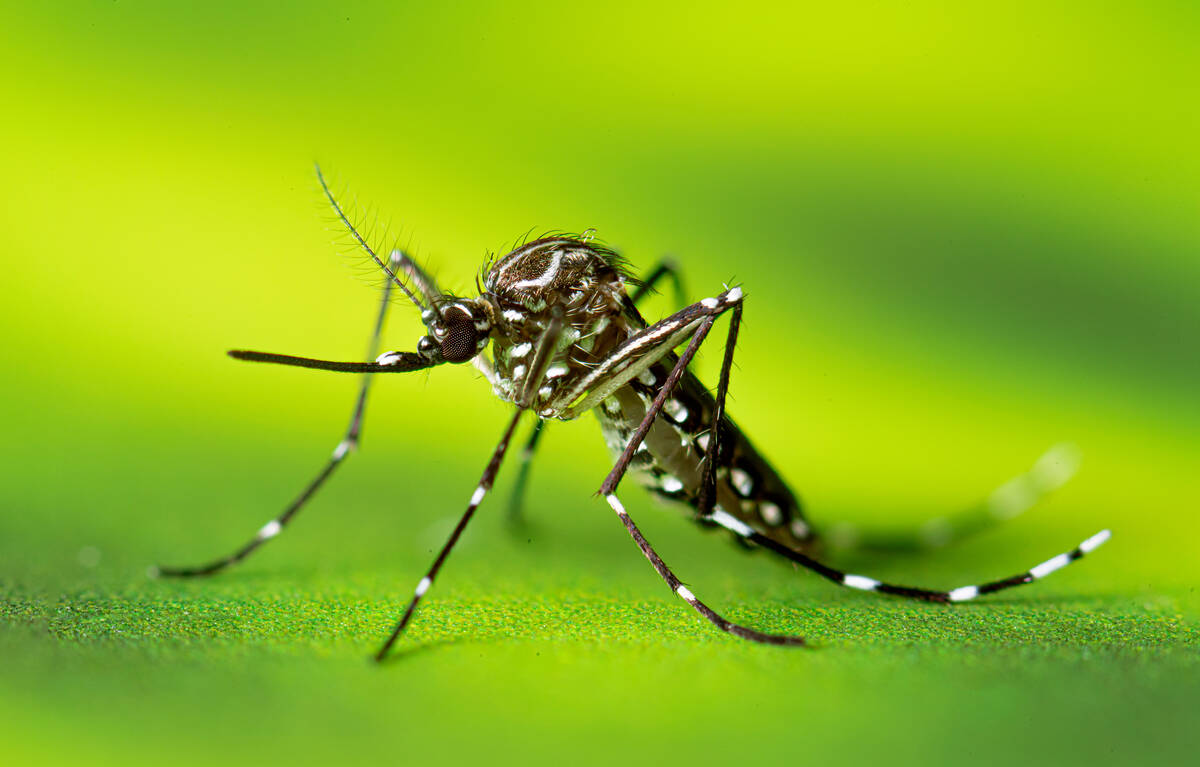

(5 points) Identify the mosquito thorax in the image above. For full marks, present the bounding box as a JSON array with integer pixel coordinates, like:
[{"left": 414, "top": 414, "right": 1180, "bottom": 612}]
[{"left": 477, "top": 237, "right": 633, "bottom": 414}]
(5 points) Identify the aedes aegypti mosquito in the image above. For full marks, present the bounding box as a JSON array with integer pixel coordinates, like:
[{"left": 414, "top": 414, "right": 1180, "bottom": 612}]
[{"left": 155, "top": 167, "right": 1111, "bottom": 661}]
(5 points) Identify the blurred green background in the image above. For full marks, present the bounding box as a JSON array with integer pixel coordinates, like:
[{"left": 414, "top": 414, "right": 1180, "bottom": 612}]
[{"left": 1, "top": 1, "right": 1196, "bottom": 765}]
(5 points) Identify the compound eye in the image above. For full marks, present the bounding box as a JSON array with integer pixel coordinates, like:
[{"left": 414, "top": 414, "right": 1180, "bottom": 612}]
[{"left": 439, "top": 316, "right": 480, "bottom": 363}]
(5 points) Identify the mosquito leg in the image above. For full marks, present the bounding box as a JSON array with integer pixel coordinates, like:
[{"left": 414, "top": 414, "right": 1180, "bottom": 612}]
[
  {"left": 506, "top": 418, "right": 546, "bottom": 524},
  {"left": 589, "top": 293, "right": 805, "bottom": 644},
  {"left": 507, "top": 264, "right": 689, "bottom": 522},
  {"left": 599, "top": 316, "right": 716, "bottom": 495},
  {"left": 598, "top": 288, "right": 745, "bottom": 494},
  {"left": 376, "top": 314, "right": 564, "bottom": 659},
  {"left": 154, "top": 252, "right": 405, "bottom": 578},
  {"left": 696, "top": 301, "right": 742, "bottom": 517},
  {"left": 505, "top": 303, "right": 562, "bottom": 524},
  {"left": 602, "top": 492, "right": 805, "bottom": 645},
  {"left": 630, "top": 258, "right": 688, "bottom": 309},
  {"left": 499, "top": 303, "right": 562, "bottom": 525},
  {"left": 830, "top": 443, "right": 1082, "bottom": 553},
  {"left": 590, "top": 283, "right": 1108, "bottom": 610},
  {"left": 376, "top": 408, "right": 524, "bottom": 661},
  {"left": 707, "top": 507, "right": 1111, "bottom": 603},
  {"left": 517, "top": 306, "right": 565, "bottom": 407},
  {"left": 389, "top": 248, "right": 442, "bottom": 308}
]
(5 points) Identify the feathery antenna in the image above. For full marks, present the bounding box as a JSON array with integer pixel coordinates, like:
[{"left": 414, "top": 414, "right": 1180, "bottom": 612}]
[{"left": 315, "top": 164, "right": 427, "bottom": 315}]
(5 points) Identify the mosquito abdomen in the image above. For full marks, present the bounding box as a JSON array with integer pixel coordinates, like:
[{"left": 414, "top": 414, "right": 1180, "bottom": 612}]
[{"left": 596, "top": 361, "right": 816, "bottom": 552}]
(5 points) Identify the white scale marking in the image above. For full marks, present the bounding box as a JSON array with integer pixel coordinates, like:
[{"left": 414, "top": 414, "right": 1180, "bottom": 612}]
[
  {"left": 726, "top": 286, "right": 743, "bottom": 301},
  {"left": 415, "top": 576, "right": 432, "bottom": 597},
  {"left": 988, "top": 477, "right": 1036, "bottom": 520},
  {"left": 1079, "top": 529, "right": 1111, "bottom": 553},
  {"left": 701, "top": 297, "right": 719, "bottom": 309},
  {"left": 605, "top": 493, "right": 628, "bottom": 516},
  {"left": 511, "top": 342, "right": 532, "bottom": 358},
  {"left": 556, "top": 314, "right": 703, "bottom": 408},
  {"left": 1030, "top": 553, "right": 1071, "bottom": 580},
  {"left": 538, "top": 385, "right": 553, "bottom": 398},
  {"left": 790, "top": 519, "right": 810, "bottom": 539},
  {"left": 258, "top": 520, "right": 282, "bottom": 539},
  {"left": 730, "top": 468, "right": 753, "bottom": 496},
  {"left": 469, "top": 486, "right": 486, "bottom": 506},
  {"left": 664, "top": 399, "right": 688, "bottom": 423},
  {"left": 760, "top": 502, "right": 783, "bottom": 526},
  {"left": 546, "top": 364, "right": 569, "bottom": 378},
  {"left": 710, "top": 509, "right": 755, "bottom": 538},
  {"left": 511, "top": 251, "right": 564, "bottom": 290},
  {"left": 375, "top": 351, "right": 401, "bottom": 365},
  {"left": 513, "top": 364, "right": 526, "bottom": 379},
  {"left": 661, "top": 476, "right": 684, "bottom": 493},
  {"left": 675, "top": 585, "right": 696, "bottom": 603},
  {"left": 843, "top": 574, "right": 880, "bottom": 591},
  {"left": 948, "top": 585, "right": 979, "bottom": 602},
  {"left": 503, "top": 309, "right": 525, "bottom": 323},
  {"left": 638, "top": 369, "right": 656, "bottom": 386},
  {"left": 332, "top": 439, "right": 352, "bottom": 460},
  {"left": 1030, "top": 443, "right": 1081, "bottom": 492}
]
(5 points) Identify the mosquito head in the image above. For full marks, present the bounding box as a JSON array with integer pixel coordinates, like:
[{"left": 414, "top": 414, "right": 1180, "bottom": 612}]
[{"left": 418, "top": 298, "right": 491, "bottom": 364}]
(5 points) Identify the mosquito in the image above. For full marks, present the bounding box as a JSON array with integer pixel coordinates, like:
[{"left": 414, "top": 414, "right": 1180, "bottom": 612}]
[{"left": 155, "top": 167, "right": 1111, "bottom": 661}]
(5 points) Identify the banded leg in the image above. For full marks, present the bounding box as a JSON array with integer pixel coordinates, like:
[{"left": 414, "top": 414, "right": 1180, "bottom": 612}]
[
  {"left": 596, "top": 287, "right": 1109, "bottom": 631},
  {"left": 375, "top": 316, "right": 565, "bottom": 660},
  {"left": 708, "top": 508, "right": 1110, "bottom": 603},
  {"left": 154, "top": 251, "right": 405, "bottom": 578},
  {"left": 669, "top": 278, "right": 1081, "bottom": 555},
  {"left": 598, "top": 295, "right": 734, "bottom": 495},
  {"left": 597, "top": 295, "right": 805, "bottom": 645},
  {"left": 696, "top": 300, "right": 741, "bottom": 517},
  {"left": 375, "top": 408, "right": 524, "bottom": 661},
  {"left": 507, "top": 259, "right": 691, "bottom": 521},
  {"left": 603, "top": 492, "right": 805, "bottom": 645},
  {"left": 830, "top": 443, "right": 1082, "bottom": 553}
]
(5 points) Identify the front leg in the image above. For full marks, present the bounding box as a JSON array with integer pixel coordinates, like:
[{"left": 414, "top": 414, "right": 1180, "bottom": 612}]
[{"left": 155, "top": 250, "right": 412, "bottom": 578}]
